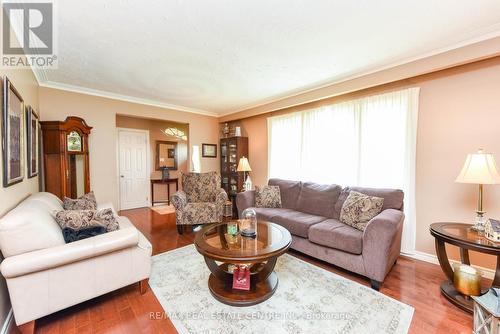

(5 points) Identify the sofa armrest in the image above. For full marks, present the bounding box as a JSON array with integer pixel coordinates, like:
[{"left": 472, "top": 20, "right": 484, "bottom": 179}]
[
  {"left": 0, "top": 227, "right": 139, "bottom": 278},
  {"left": 170, "top": 190, "right": 187, "bottom": 210},
  {"left": 362, "top": 209, "right": 404, "bottom": 282},
  {"left": 236, "top": 190, "right": 255, "bottom": 218}
]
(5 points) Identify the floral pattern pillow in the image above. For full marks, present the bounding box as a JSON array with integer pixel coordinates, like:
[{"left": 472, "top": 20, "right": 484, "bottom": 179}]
[
  {"left": 255, "top": 185, "right": 282, "bottom": 208},
  {"left": 54, "top": 208, "right": 119, "bottom": 232},
  {"left": 63, "top": 191, "right": 97, "bottom": 210},
  {"left": 340, "top": 191, "right": 384, "bottom": 231}
]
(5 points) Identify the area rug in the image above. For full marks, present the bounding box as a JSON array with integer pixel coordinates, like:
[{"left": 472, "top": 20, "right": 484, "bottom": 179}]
[
  {"left": 151, "top": 204, "right": 176, "bottom": 215},
  {"left": 149, "top": 245, "right": 414, "bottom": 334}
]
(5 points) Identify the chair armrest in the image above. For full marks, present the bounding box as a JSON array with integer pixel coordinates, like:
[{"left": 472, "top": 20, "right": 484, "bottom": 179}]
[
  {"left": 236, "top": 190, "right": 255, "bottom": 218},
  {"left": 215, "top": 188, "right": 228, "bottom": 206},
  {"left": 362, "top": 209, "right": 404, "bottom": 282},
  {"left": 0, "top": 227, "right": 139, "bottom": 278},
  {"left": 171, "top": 190, "right": 187, "bottom": 210}
]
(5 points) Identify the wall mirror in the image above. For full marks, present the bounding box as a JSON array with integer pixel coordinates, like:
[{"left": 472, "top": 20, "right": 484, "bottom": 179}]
[{"left": 156, "top": 140, "right": 177, "bottom": 170}]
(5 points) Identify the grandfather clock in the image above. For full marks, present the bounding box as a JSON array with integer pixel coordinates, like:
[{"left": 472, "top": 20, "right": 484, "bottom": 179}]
[{"left": 40, "top": 116, "right": 92, "bottom": 199}]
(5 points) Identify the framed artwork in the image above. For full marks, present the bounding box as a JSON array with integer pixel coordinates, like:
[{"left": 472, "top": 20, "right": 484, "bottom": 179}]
[
  {"left": 2, "top": 76, "right": 25, "bottom": 187},
  {"left": 202, "top": 143, "right": 217, "bottom": 158},
  {"left": 26, "top": 105, "right": 39, "bottom": 178}
]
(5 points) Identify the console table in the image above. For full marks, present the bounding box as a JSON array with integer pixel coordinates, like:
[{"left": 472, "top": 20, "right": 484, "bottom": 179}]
[
  {"left": 430, "top": 222, "right": 500, "bottom": 313},
  {"left": 150, "top": 178, "right": 178, "bottom": 206}
]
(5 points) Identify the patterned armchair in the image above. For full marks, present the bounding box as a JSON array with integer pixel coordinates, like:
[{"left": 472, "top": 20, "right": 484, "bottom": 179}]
[{"left": 171, "top": 172, "right": 228, "bottom": 234}]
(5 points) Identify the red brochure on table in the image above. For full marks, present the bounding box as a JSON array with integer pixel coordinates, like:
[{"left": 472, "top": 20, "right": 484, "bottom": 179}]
[{"left": 232, "top": 265, "right": 250, "bottom": 290}]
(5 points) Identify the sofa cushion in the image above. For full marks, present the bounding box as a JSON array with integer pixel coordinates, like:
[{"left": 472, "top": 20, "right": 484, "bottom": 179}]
[
  {"left": 0, "top": 209, "right": 65, "bottom": 257},
  {"left": 250, "top": 207, "right": 294, "bottom": 221},
  {"left": 180, "top": 202, "right": 218, "bottom": 225},
  {"left": 271, "top": 211, "right": 327, "bottom": 238},
  {"left": 335, "top": 186, "right": 404, "bottom": 216},
  {"left": 339, "top": 191, "right": 384, "bottom": 231},
  {"left": 295, "top": 182, "right": 341, "bottom": 218},
  {"left": 308, "top": 219, "right": 363, "bottom": 255},
  {"left": 268, "top": 179, "right": 301, "bottom": 209},
  {"left": 255, "top": 185, "right": 282, "bottom": 208}
]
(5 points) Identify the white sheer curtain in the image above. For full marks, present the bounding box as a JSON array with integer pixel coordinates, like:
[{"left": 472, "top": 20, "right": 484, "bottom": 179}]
[{"left": 267, "top": 88, "right": 419, "bottom": 254}]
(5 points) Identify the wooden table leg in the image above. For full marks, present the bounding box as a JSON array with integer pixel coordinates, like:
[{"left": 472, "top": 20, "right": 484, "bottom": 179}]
[
  {"left": 493, "top": 256, "right": 500, "bottom": 287},
  {"left": 435, "top": 238, "right": 454, "bottom": 281},
  {"left": 460, "top": 248, "right": 470, "bottom": 265},
  {"left": 18, "top": 320, "right": 35, "bottom": 334},
  {"left": 167, "top": 182, "right": 170, "bottom": 205},
  {"left": 151, "top": 181, "right": 154, "bottom": 206}
]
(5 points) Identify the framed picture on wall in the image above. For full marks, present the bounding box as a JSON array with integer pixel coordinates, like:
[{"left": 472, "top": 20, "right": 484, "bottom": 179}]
[
  {"left": 26, "top": 105, "right": 39, "bottom": 178},
  {"left": 2, "top": 76, "right": 25, "bottom": 187},
  {"left": 202, "top": 143, "right": 217, "bottom": 158}
]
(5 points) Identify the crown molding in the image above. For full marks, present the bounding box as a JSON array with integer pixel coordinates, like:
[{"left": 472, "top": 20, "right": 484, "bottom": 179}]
[
  {"left": 38, "top": 81, "right": 218, "bottom": 117},
  {"left": 218, "top": 28, "right": 500, "bottom": 118},
  {"left": 27, "top": 25, "right": 500, "bottom": 120}
]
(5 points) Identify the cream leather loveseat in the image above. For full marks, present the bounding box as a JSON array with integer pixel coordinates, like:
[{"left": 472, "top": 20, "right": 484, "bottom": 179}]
[{"left": 0, "top": 192, "right": 152, "bottom": 332}]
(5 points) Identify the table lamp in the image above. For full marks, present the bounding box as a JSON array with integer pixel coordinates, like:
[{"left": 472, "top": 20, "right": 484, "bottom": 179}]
[
  {"left": 237, "top": 157, "right": 252, "bottom": 191},
  {"left": 455, "top": 149, "right": 500, "bottom": 231}
]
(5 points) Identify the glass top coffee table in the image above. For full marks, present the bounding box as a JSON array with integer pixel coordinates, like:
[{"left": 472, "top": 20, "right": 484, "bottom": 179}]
[{"left": 194, "top": 220, "right": 292, "bottom": 306}]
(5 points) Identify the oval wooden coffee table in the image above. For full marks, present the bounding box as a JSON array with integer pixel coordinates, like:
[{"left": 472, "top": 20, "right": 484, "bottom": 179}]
[
  {"left": 430, "top": 222, "right": 500, "bottom": 313},
  {"left": 194, "top": 220, "right": 292, "bottom": 306}
]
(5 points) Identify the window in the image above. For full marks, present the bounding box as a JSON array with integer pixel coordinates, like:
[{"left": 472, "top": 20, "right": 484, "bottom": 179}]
[{"left": 267, "top": 88, "right": 419, "bottom": 254}]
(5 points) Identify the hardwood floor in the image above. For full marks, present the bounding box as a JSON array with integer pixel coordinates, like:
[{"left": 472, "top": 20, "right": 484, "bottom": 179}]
[{"left": 16, "top": 207, "right": 473, "bottom": 334}]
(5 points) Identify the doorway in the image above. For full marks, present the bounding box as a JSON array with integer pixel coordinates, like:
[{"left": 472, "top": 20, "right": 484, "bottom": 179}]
[{"left": 117, "top": 128, "right": 150, "bottom": 210}]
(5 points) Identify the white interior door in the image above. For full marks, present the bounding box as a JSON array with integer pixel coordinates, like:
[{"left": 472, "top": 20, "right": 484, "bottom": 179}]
[{"left": 118, "top": 129, "right": 150, "bottom": 210}]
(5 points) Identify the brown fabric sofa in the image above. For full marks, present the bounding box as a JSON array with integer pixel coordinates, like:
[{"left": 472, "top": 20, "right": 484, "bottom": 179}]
[{"left": 236, "top": 178, "right": 404, "bottom": 290}]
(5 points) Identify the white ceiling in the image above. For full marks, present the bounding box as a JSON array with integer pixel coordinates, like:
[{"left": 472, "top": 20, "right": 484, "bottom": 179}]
[{"left": 39, "top": 0, "right": 500, "bottom": 116}]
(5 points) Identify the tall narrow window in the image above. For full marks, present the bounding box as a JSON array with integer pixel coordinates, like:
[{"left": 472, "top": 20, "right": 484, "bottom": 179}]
[{"left": 267, "top": 88, "right": 419, "bottom": 254}]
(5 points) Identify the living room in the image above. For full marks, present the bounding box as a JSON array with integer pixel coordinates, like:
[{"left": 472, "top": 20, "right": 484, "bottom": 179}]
[{"left": 0, "top": 1, "right": 500, "bottom": 333}]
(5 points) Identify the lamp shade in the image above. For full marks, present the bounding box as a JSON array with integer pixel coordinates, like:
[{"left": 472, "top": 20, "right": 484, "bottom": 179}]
[
  {"left": 455, "top": 149, "right": 500, "bottom": 184},
  {"left": 237, "top": 157, "right": 252, "bottom": 172}
]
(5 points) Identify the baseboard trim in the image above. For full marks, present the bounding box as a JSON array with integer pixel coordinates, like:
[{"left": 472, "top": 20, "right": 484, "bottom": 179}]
[
  {"left": 404, "top": 250, "right": 495, "bottom": 280},
  {"left": 0, "top": 309, "right": 13, "bottom": 334}
]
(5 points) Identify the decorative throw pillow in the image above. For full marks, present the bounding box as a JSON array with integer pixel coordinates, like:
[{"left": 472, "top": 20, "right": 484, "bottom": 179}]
[
  {"left": 54, "top": 208, "right": 119, "bottom": 232},
  {"left": 255, "top": 185, "right": 282, "bottom": 208},
  {"left": 94, "top": 208, "right": 119, "bottom": 232},
  {"left": 63, "top": 191, "right": 97, "bottom": 210},
  {"left": 54, "top": 210, "right": 103, "bottom": 230},
  {"left": 340, "top": 191, "right": 384, "bottom": 231}
]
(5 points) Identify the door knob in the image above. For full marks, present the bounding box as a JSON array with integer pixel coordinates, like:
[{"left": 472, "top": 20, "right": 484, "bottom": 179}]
[{"left": 120, "top": 175, "right": 124, "bottom": 178}]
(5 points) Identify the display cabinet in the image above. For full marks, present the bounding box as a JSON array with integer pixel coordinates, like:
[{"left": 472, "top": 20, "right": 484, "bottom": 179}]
[{"left": 220, "top": 136, "right": 248, "bottom": 197}]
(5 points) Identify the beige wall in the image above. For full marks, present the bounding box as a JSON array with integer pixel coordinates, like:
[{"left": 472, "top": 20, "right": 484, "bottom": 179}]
[
  {"left": 116, "top": 115, "right": 189, "bottom": 201},
  {"left": 235, "top": 57, "right": 500, "bottom": 269},
  {"left": 0, "top": 68, "right": 40, "bottom": 329},
  {"left": 39, "top": 87, "right": 220, "bottom": 210}
]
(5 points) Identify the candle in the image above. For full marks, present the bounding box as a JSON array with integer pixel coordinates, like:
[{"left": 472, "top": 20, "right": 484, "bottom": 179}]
[{"left": 453, "top": 264, "right": 482, "bottom": 296}]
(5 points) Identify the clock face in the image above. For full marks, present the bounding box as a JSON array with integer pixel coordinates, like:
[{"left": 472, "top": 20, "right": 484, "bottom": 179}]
[{"left": 67, "top": 131, "right": 82, "bottom": 152}]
